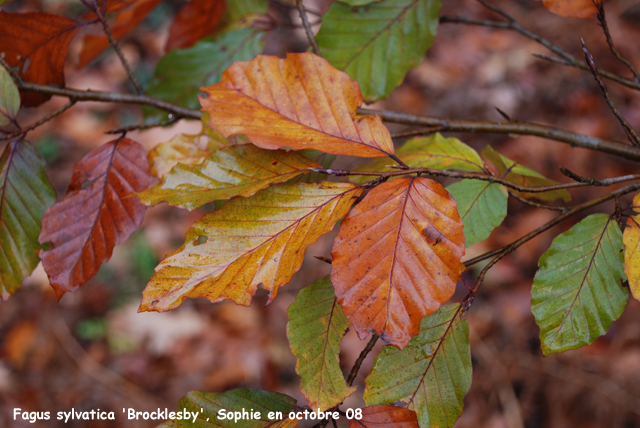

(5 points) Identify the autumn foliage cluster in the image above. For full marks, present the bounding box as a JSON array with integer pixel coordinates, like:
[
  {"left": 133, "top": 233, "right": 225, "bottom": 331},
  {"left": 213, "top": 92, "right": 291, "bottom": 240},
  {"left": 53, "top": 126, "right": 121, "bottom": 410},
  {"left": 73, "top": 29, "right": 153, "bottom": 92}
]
[{"left": 1, "top": 0, "right": 640, "bottom": 426}]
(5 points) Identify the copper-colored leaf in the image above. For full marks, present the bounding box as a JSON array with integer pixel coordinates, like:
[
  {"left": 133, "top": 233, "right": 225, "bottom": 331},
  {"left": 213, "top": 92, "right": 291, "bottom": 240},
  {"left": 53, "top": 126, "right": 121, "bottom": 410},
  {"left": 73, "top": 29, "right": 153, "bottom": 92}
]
[
  {"left": 78, "top": 0, "right": 163, "bottom": 68},
  {"left": 140, "top": 182, "right": 362, "bottom": 312},
  {"left": 539, "top": 0, "right": 598, "bottom": 19},
  {"left": 166, "top": 0, "right": 227, "bottom": 51},
  {"left": 0, "top": 12, "right": 81, "bottom": 106},
  {"left": 624, "top": 191, "right": 640, "bottom": 302},
  {"left": 39, "top": 138, "right": 152, "bottom": 298},
  {"left": 351, "top": 406, "right": 419, "bottom": 428},
  {"left": 200, "top": 53, "right": 395, "bottom": 158},
  {"left": 331, "top": 177, "right": 465, "bottom": 349}
]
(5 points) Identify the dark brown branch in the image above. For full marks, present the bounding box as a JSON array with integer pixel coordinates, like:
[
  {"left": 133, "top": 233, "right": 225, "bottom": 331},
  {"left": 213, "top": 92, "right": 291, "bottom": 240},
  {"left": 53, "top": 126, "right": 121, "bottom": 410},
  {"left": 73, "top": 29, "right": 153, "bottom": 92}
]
[
  {"left": 105, "top": 115, "right": 182, "bottom": 134},
  {"left": 463, "top": 182, "right": 640, "bottom": 268},
  {"left": 559, "top": 167, "right": 639, "bottom": 187},
  {"left": 14, "top": 80, "right": 202, "bottom": 119},
  {"left": 313, "top": 167, "right": 640, "bottom": 193},
  {"left": 346, "top": 333, "right": 379, "bottom": 386},
  {"left": 596, "top": 2, "right": 640, "bottom": 83},
  {"left": 90, "top": 0, "right": 143, "bottom": 94},
  {"left": 359, "top": 108, "right": 640, "bottom": 162},
  {"left": 508, "top": 190, "right": 569, "bottom": 212},
  {"left": 0, "top": 100, "right": 77, "bottom": 143},
  {"left": 582, "top": 40, "right": 640, "bottom": 147},
  {"left": 296, "top": 0, "right": 320, "bottom": 55}
]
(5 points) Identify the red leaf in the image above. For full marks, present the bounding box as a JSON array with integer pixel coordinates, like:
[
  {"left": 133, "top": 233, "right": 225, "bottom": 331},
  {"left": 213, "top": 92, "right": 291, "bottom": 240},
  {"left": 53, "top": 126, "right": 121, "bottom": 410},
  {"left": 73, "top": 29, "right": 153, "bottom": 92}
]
[
  {"left": 78, "top": 0, "right": 163, "bottom": 68},
  {"left": 539, "top": 0, "right": 598, "bottom": 18},
  {"left": 331, "top": 177, "right": 465, "bottom": 348},
  {"left": 350, "top": 406, "right": 419, "bottom": 428},
  {"left": 39, "top": 138, "right": 152, "bottom": 299},
  {"left": 166, "top": 0, "right": 227, "bottom": 51},
  {"left": 0, "top": 12, "right": 81, "bottom": 107}
]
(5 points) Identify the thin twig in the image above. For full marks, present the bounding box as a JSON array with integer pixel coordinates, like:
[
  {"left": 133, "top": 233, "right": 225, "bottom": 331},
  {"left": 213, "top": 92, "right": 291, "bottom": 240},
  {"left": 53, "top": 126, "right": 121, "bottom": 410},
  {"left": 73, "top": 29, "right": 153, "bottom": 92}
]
[
  {"left": 296, "top": 0, "right": 320, "bottom": 55},
  {"left": 0, "top": 100, "right": 77, "bottom": 143},
  {"left": 346, "top": 333, "right": 379, "bottom": 386},
  {"left": 508, "top": 190, "right": 569, "bottom": 212},
  {"left": 463, "top": 181, "right": 640, "bottom": 269},
  {"left": 596, "top": 2, "right": 640, "bottom": 83},
  {"left": 359, "top": 108, "right": 640, "bottom": 162},
  {"left": 390, "top": 127, "right": 444, "bottom": 139},
  {"left": 88, "top": 0, "right": 143, "bottom": 94},
  {"left": 440, "top": 0, "right": 640, "bottom": 92},
  {"left": 105, "top": 115, "right": 182, "bottom": 134},
  {"left": 582, "top": 39, "right": 640, "bottom": 147}
]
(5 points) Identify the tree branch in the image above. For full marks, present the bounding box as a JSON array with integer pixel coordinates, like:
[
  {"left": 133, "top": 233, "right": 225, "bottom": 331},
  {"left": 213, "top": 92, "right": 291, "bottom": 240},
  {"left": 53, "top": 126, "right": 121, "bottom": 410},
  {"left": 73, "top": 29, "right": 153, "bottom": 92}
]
[
  {"left": 463, "top": 181, "right": 640, "bottom": 269},
  {"left": 346, "top": 333, "right": 379, "bottom": 386},
  {"left": 359, "top": 108, "right": 640, "bottom": 162},
  {"left": 296, "top": 0, "right": 320, "bottom": 55},
  {"left": 595, "top": 2, "right": 640, "bottom": 83},
  {"left": 0, "top": 100, "right": 77, "bottom": 143}
]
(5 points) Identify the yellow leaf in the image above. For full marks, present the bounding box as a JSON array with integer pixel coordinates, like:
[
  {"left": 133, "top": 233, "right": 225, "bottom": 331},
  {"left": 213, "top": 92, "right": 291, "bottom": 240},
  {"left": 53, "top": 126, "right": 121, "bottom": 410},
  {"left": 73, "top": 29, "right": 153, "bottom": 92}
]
[
  {"left": 624, "top": 191, "right": 640, "bottom": 302},
  {"left": 140, "top": 182, "right": 362, "bottom": 312}
]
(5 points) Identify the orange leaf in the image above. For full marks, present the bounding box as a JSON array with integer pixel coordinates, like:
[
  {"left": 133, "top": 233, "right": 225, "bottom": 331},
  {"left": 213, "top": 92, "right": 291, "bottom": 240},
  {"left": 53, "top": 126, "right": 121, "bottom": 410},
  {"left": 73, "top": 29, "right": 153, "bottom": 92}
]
[
  {"left": 200, "top": 53, "right": 395, "bottom": 158},
  {"left": 140, "top": 182, "right": 362, "bottom": 312},
  {"left": 331, "top": 177, "right": 465, "bottom": 349},
  {"left": 39, "top": 138, "right": 152, "bottom": 299},
  {"left": 539, "top": 0, "right": 598, "bottom": 19},
  {"left": 166, "top": 0, "right": 227, "bottom": 51},
  {"left": 0, "top": 12, "right": 81, "bottom": 107},
  {"left": 78, "top": 0, "right": 163, "bottom": 68},
  {"left": 350, "top": 406, "right": 419, "bottom": 428}
]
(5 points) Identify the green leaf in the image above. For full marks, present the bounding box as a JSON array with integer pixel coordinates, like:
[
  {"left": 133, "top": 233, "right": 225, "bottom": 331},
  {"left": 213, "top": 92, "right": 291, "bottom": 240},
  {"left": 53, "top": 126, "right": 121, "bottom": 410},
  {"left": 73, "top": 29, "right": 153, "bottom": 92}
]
[
  {"left": 0, "top": 140, "right": 56, "bottom": 299},
  {"left": 137, "top": 144, "right": 319, "bottom": 210},
  {"left": 532, "top": 214, "right": 628, "bottom": 355},
  {"left": 337, "top": 0, "right": 381, "bottom": 6},
  {"left": 0, "top": 65, "right": 19, "bottom": 127},
  {"left": 286, "top": 276, "right": 356, "bottom": 410},
  {"left": 481, "top": 145, "right": 570, "bottom": 203},
  {"left": 316, "top": 0, "right": 441, "bottom": 102},
  {"left": 145, "top": 28, "right": 264, "bottom": 120},
  {"left": 364, "top": 304, "right": 472, "bottom": 428},
  {"left": 225, "top": 0, "right": 268, "bottom": 24},
  {"left": 159, "top": 389, "right": 298, "bottom": 428},
  {"left": 446, "top": 179, "right": 508, "bottom": 246},
  {"left": 351, "top": 134, "right": 484, "bottom": 184}
]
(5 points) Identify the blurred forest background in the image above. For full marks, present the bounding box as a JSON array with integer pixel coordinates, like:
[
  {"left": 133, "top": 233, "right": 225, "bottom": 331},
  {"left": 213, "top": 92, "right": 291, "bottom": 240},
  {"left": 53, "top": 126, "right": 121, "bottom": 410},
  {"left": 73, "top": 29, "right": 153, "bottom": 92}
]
[{"left": 2, "top": 0, "right": 640, "bottom": 426}]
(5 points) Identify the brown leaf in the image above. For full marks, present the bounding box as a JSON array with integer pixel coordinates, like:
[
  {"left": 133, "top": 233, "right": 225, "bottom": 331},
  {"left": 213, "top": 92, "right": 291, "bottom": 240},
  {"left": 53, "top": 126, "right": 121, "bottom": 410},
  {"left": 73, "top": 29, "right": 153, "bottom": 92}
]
[
  {"left": 200, "top": 53, "right": 395, "bottom": 158},
  {"left": 166, "top": 0, "right": 227, "bottom": 51},
  {"left": 540, "top": 0, "right": 598, "bottom": 18},
  {"left": 331, "top": 177, "right": 465, "bottom": 349},
  {"left": 0, "top": 12, "right": 81, "bottom": 106},
  {"left": 78, "top": 0, "right": 163, "bottom": 68},
  {"left": 350, "top": 406, "right": 419, "bottom": 428},
  {"left": 39, "top": 138, "right": 152, "bottom": 298}
]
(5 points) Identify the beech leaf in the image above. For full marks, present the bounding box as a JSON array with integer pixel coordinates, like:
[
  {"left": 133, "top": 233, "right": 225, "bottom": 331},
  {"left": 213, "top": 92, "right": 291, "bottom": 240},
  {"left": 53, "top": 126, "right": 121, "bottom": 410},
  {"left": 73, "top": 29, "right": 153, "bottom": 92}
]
[
  {"left": 352, "top": 134, "right": 484, "bottom": 184},
  {"left": 39, "top": 138, "right": 152, "bottom": 299},
  {"left": 363, "top": 304, "right": 472, "bottom": 428},
  {"left": 0, "top": 141, "right": 56, "bottom": 300},
  {"left": 78, "top": 0, "right": 163, "bottom": 68},
  {"left": 140, "top": 182, "right": 362, "bottom": 312},
  {"left": 166, "top": 0, "right": 227, "bottom": 51},
  {"left": 623, "top": 192, "right": 640, "bottom": 302},
  {"left": 0, "top": 11, "right": 81, "bottom": 106},
  {"left": 446, "top": 179, "right": 508, "bottom": 247},
  {"left": 146, "top": 28, "right": 264, "bottom": 118},
  {"left": 351, "top": 406, "right": 419, "bottom": 428},
  {"left": 159, "top": 389, "right": 298, "bottom": 428},
  {"left": 199, "top": 52, "right": 395, "bottom": 158},
  {"left": 531, "top": 214, "right": 628, "bottom": 355},
  {"left": 287, "top": 276, "right": 355, "bottom": 410},
  {"left": 0, "top": 66, "right": 19, "bottom": 126},
  {"left": 331, "top": 177, "right": 465, "bottom": 349},
  {"left": 147, "top": 130, "right": 226, "bottom": 179},
  {"left": 315, "top": 0, "right": 441, "bottom": 102},
  {"left": 481, "top": 145, "right": 570, "bottom": 202},
  {"left": 138, "top": 144, "right": 320, "bottom": 210},
  {"left": 539, "top": 0, "right": 598, "bottom": 19}
]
